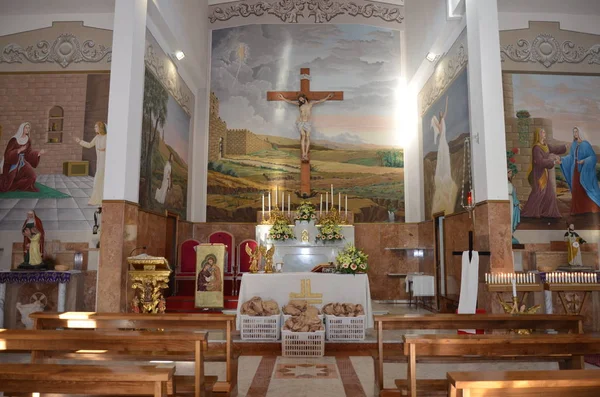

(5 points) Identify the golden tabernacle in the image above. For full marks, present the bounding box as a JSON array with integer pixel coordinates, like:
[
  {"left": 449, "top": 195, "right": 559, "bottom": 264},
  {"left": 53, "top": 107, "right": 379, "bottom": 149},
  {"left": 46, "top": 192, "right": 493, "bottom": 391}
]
[{"left": 128, "top": 254, "right": 171, "bottom": 313}]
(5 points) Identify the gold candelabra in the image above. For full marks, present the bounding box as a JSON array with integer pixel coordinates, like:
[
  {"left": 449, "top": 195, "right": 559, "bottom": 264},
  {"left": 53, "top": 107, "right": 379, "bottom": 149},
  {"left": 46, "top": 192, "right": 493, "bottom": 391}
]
[
  {"left": 261, "top": 206, "right": 292, "bottom": 225},
  {"left": 318, "top": 206, "right": 347, "bottom": 225},
  {"left": 498, "top": 296, "right": 541, "bottom": 335}
]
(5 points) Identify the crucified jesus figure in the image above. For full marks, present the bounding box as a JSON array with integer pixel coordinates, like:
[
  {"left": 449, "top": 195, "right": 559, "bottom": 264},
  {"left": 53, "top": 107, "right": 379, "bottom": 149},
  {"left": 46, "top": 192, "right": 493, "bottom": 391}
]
[{"left": 278, "top": 92, "right": 334, "bottom": 162}]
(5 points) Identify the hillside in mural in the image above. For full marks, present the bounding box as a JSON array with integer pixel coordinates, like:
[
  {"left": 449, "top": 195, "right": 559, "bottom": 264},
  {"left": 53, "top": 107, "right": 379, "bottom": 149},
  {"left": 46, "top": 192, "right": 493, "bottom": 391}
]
[{"left": 208, "top": 24, "right": 404, "bottom": 223}]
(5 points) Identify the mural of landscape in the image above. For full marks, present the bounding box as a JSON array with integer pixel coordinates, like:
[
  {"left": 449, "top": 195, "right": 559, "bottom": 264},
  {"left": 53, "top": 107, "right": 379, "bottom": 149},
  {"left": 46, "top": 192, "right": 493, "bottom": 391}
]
[
  {"left": 510, "top": 73, "right": 600, "bottom": 230},
  {"left": 208, "top": 24, "right": 403, "bottom": 223},
  {"left": 139, "top": 67, "right": 190, "bottom": 219},
  {"left": 422, "top": 68, "right": 471, "bottom": 219}
]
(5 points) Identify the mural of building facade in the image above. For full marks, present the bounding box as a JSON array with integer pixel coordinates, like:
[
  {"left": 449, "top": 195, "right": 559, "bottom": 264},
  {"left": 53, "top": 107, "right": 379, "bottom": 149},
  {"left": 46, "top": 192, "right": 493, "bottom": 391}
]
[
  {"left": 138, "top": 31, "right": 193, "bottom": 220},
  {"left": 208, "top": 24, "right": 404, "bottom": 223},
  {"left": 419, "top": 30, "right": 470, "bottom": 220}
]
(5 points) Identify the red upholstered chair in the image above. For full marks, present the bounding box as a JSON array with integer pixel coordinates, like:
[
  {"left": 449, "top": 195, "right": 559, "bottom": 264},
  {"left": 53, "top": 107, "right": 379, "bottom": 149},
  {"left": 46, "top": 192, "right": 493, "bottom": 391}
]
[
  {"left": 175, "top": 239, "right": 200, "bottom": 296},
  {"left": 209, "top": 232, "right": 235, "bottom": 295}
]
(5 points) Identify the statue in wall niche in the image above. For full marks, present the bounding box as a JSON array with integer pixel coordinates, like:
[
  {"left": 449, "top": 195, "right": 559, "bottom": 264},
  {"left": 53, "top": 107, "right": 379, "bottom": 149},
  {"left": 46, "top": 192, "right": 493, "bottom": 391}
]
[
  {"left": 565, "top": 224, "right": 586, "bottom": 267},
  {"left": 0, "top": 122, "right": 46, "bottom": 192},
  {"left": 75, "top": 121, "right": 107, "bottom": 206},
  {"left": 18, "top": 210, "right": 47, "bottom": 270}
]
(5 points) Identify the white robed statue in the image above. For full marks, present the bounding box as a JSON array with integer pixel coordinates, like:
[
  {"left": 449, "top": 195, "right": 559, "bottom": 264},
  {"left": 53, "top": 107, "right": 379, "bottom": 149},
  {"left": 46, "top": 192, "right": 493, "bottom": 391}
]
[
  {"left": 565, "top": 224, "right": 585, "bottom": 267},
  {"left": 155, "top": 153, "right": 173, "bottom": 204},
  {"left": 430, "top": 96, "right": 458, "bottom": 214}
]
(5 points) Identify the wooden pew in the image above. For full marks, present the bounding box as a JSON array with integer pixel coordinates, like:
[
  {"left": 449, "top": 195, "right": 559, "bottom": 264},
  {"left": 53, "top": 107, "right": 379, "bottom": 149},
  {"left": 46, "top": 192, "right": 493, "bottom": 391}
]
[
  {"left": 374, "top": 313, "right": 583, "bottom": 396},
  {"left": 30, "top": 311, "right": 237, "bottom": 396},
  {"left": 403, "top": 334, "right": 600, "bottom": 397},
  {"left": 0, "top": 329, "right": 210, "bottom": 397},
  {"left": 447, "top": 369, "right": 600, "bottom": 397},
  {"left": 0, "top": 364, "right": 173, "bottom": 397}
]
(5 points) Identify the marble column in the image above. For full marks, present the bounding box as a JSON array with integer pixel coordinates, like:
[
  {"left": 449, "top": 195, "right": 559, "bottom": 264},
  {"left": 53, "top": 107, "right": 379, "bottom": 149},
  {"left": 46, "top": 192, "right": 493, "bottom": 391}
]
[
  {"left": 97, "top": 0, "right": 147, "bottom": 312},
  {"left": 465, "top": 0, "right": 508, "bottom": 202}
]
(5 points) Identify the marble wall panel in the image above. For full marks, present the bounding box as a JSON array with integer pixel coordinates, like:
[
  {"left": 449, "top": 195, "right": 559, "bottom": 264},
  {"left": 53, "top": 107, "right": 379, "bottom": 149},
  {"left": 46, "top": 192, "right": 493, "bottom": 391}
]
[
  {"left": 137, "top": 210, "right": 168, "bottom": 257},
  {"left": 83, "top": 270, "right": 97, "bottom": 311}
]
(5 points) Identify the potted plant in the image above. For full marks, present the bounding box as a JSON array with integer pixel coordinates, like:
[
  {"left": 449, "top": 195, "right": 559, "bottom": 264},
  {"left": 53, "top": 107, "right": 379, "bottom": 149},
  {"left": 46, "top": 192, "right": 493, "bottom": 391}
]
[{"left": 335, "top": 244, "right": 368, "bottom": 275}]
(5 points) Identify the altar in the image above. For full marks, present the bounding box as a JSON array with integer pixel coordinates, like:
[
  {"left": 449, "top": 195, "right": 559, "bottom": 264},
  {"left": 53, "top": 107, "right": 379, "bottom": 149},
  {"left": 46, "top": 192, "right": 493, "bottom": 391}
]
[{"left": 236, "top": 272, "right": 373, "bottom": 330}]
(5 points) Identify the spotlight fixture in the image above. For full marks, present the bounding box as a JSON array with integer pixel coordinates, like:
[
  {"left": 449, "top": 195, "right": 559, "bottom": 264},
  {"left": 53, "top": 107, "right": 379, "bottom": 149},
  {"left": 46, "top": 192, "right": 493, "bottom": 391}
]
[
  {"left": 426, "top": 52, "right": 439, "bottom": 62},
  {"left": 174, "top": 50, "right": 185, "bottom": 61}
]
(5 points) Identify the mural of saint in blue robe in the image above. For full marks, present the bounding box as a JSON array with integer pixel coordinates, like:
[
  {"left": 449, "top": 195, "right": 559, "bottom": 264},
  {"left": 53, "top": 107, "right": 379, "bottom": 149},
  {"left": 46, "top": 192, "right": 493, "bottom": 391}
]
[{"left": 560, "top": 127, "right": 600, "bottom": 215}]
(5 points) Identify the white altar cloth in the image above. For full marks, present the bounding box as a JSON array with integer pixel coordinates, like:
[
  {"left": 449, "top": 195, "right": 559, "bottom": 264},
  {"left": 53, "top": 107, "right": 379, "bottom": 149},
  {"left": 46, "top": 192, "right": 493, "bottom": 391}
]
[{"left": 236, "top": 272, "right": 373, "bottom": 330}]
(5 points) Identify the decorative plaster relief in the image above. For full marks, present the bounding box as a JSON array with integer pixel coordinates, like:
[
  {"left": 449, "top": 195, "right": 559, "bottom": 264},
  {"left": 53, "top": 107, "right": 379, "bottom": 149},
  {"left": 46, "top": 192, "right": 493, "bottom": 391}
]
[
  {"left": 0, "top": 33, "right": 111, "bottom": 68},
  {"left": 209, "top": 0, "right": 404, "bottom": 24},
  {"left": 418, "top": 44, "right": 468, "bottom": 116},
  {"left": 144, "top": 43, "right": 192, "bottom": 116},
  {"left": 500, "top": 33, "right": 600, "bottom": 68}
]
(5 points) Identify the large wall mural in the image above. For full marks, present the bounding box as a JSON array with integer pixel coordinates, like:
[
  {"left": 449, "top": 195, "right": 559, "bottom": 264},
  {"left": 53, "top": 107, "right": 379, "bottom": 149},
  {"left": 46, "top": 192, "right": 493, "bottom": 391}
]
[
  {"left": 208, "top": 24, "right": 403, "bottom": 223},
  {"left": 138, "top": 31, "right": 193, "bottom": 220},
  {"left": 506, "top": 73, "right": 600, "bottom": 230},
  {"left": 421, "top": 68, "right": 470, "bottom": 219}
]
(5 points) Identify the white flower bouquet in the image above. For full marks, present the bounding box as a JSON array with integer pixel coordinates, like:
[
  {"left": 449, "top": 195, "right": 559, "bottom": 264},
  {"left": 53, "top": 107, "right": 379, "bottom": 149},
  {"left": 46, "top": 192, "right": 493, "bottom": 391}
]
[{"left": 335, "top": 244, "right": 368, "bottom": 274}]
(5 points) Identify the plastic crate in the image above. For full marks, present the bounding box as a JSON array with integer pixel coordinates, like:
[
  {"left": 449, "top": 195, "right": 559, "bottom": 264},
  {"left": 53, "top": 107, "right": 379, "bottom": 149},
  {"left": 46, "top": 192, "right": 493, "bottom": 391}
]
[
  {"left": 325, "top": 315, "right": 365, "bottom": 341},
  {"left": 240, "top": 314, "right": 281, "bottom": 340},
  {"left": 281, "top": 330, "right": 325, "bottom": 357}
]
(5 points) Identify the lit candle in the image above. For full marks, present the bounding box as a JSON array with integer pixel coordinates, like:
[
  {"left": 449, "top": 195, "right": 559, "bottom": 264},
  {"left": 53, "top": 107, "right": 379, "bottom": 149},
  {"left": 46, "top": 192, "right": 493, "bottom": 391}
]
[
  {"left": 331, "top": 184, "right": 334, "bottom": 203},
  {"left": 320, "top": 194, "right": 323, "bottom": 213},
  {"left": 326, "top": 192, "right": 328, "bottom": 213},
  {"left": 467, "top": 190, "right": 473, "bottom": 206},
  {"left": 345, "top": 195, "right": 348, "bottom": 218},
  {"left": 288, "top": 194, "right": 291, "bottom": 216},
  {"left": 512, "top": 277, "right": 517, "bottom": 298}
]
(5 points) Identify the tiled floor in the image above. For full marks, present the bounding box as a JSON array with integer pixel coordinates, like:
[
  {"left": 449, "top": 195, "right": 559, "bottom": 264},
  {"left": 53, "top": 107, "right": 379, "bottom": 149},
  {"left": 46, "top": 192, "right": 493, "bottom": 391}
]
[{"left": 0, "top": 174, "right": 98, "bottom": 231}]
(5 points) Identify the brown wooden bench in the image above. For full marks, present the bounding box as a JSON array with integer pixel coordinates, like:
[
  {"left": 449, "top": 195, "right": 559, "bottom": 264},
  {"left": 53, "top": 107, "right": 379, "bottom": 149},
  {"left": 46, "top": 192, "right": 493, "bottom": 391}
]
[
  {"left": 0, "top": 364, "right": 173, "bottom": 397},
  {"left": 403, "top": 334, "right": 600, "bottom": 397},
  {"left": 373, "top": 313, "right": 583, "bottom": 396},
  {"left": 30, "top": 311, "right": 237, "bottom": 396},
  {"left": 447, "top": 369, "right": 600, "bottom": 397},
  {"left": 0, "top": 329, "right": 212, "bottom": 397}
]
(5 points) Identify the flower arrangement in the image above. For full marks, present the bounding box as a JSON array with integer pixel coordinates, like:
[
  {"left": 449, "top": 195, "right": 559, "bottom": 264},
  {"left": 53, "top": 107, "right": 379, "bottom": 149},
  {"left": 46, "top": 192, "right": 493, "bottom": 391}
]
[
  {"left": 268, "top": 219, "right": 295, "bottom": 241},
  {"left": 335, "top": 244, "right": 368, "bottom": 274},
  {"left": 295, "top": 201, "right": 317, "bottom": 222},
  {"left": 316, "top": 220, "right": 343, "bottom": 242}
]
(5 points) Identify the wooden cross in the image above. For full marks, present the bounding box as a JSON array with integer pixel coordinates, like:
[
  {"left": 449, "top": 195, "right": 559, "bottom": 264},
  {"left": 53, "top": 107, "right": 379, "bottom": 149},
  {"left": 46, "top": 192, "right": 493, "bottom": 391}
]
[{"left": 267, "top": 68, "right": 344, "bottom": 196}]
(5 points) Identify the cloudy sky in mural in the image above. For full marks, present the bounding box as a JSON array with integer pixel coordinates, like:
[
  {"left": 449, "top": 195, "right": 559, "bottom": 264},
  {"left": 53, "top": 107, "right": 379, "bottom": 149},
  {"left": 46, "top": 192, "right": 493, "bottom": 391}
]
[
  {"left": 513, "top": 74, "right": 600, "bottom": 143},
  {"left": 211, "top": 24, "right": 401, "bottom": 147}
]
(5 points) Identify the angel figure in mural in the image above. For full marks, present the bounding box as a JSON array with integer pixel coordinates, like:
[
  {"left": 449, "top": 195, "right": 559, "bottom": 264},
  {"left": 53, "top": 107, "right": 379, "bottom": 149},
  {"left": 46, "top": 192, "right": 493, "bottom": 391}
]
[
  {"left": 155, "top": 153, "right": 173, "bottom": 205},
  {"left": 521, "top": 128, "right": 566, "bottom": 218},
  {"left": 430, "top": 96, "right": 458, "bottom": 215},
  {"left": 75, "top": 121, "right": 107, "bottom": 206},
  {"left": 0, "top": 122, "right": 46, "bottom": 192},
  {"left": 560, "top": 127, "right": 600, "bottom": 215},
  {"left": 278, "top": 93, "right": 334, "bottom": 162}
]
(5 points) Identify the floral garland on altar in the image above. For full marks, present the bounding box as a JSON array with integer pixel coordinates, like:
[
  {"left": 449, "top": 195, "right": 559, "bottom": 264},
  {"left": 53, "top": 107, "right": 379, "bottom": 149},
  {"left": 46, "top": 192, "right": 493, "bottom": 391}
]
[
  {"left": 268, "top": 219, "right": 295, "bottom": 241},
  {"left": 316, "top": 220, "right": 343, "bottom": 242},
  {"left": 335, "top": 244, "right": 368, "bottom": 274},
  {"left": 295, "top": 201, "right": 317, "bottom": 222}
]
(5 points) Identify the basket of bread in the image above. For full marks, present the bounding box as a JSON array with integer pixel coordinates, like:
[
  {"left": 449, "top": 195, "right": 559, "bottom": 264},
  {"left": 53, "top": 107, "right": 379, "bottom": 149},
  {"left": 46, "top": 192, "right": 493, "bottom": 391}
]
[
  {"left": 240, "top": 296, "right": 281, "bottom": 340},
  {"left": 281, "top": 300, "right": 325, "bottom": 357},
  {"left": 322, "top": 302, "right": 365, "bottom": 341}
]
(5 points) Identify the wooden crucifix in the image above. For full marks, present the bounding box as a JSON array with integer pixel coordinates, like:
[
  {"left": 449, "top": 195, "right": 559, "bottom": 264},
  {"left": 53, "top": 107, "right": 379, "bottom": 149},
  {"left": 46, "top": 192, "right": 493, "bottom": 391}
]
[{"left": 267, "top": 68, "right": 344, "bottom": 196}]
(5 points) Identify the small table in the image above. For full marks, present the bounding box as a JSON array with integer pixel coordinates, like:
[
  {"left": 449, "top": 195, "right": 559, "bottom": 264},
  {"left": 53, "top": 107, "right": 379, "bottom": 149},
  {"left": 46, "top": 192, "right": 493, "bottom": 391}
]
[
  {"left": 406, "top": 274, "right": 434, "bottom": 308},
  {"left": 0, "top": 270, "right": 80, "bottom": 328}
]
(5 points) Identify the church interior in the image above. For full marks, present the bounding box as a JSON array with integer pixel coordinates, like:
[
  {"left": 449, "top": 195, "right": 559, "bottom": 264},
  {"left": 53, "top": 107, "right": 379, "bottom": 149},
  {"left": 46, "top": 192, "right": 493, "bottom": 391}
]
[{"left": 1, "top": 0, "right": 600, "bottom": 396}]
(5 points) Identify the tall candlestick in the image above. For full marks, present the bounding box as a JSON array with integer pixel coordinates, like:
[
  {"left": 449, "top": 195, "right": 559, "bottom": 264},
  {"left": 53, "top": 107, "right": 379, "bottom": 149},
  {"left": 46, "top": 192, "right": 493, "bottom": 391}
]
[
  {"left": 326, "top": 193, "right": 328, "bottom": 213},
  {"left": 275, "top": 186, "right": 278, "bottom": 207},
  {"left": 262, "top": 194, "right": 265, "bottom": 218},
  {"left": 512, "top": 278, "right": 517, "bottom": 298},
  {"left": 338, "top": 192, "right": 341, "bottom": 210},
  {"left": 331, "top": 184, "right": 334, "bottom": 203},
  {"left": 320, "top": 194, "right": 323, "bottom": 213},
  {"left": 345, "top": 195, "right": 348, "bottom": 218},
  {"left": 288, "top": 194, "right": 291, "bottom": 216},
  {"left": 268, "top": 192, "right": 271, "bottom": 213}
]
